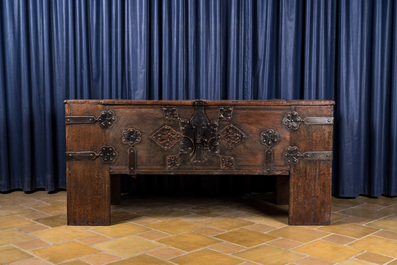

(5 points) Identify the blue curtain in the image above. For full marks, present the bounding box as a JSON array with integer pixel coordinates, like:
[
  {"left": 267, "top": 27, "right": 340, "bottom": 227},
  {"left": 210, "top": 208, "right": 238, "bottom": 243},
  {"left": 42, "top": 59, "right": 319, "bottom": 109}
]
[{"left": 0, "top": 0, "right": 396, "bottom": 196}]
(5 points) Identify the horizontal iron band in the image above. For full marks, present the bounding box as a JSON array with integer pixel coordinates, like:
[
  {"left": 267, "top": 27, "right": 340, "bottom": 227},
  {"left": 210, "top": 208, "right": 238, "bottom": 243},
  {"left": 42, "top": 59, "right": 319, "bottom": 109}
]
[
  {"left": 66, "top": 151, "right": 97, "bottom": 160},
  {"left": 65, "top": 116, "right": 96, "bottom": 124},
  {"left": 304, "top": 117, "right": 334, "bottom": 125},
  {"left": 303, "top": 151, "right": 333, "bottom": 160}
]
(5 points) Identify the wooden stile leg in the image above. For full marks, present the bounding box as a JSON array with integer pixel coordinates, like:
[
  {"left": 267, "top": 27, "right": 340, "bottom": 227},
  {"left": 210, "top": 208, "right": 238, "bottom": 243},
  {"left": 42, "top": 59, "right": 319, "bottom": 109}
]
[
  {"left": 288, "top": 106, "right": 333, "bottom": 225},
  {"left": 289, "top": 160, "right": 332, "bottom": 225},
  {"left": 111, "top": 174, "right": 121, "bottom": 205},
  {"left": 67, "top": 160, "right": 111, "bottom": 226},
  {"left": 276, "top": 175, "right": 290, "bottom": 205}
]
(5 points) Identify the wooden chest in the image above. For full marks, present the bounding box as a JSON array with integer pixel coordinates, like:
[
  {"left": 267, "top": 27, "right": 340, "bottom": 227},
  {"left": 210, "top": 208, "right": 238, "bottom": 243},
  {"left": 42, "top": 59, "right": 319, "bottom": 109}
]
[{"left": 65, "top": 99, "right": 334, "bottom": 226}]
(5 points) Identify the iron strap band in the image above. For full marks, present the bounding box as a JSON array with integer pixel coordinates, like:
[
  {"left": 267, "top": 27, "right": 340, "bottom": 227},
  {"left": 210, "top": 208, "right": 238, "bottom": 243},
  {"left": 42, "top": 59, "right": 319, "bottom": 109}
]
[
  {"left": 65, "top": 116, "right": 96, "bottom": 124},
  {"left": 66, "top": 152, "right": 97, "bottom": 160},
  {"left": 303, "top": 151, "right": 333, "bottom": 160},
  {"left": 303, "top": 117, "right": 334, "bottom": 125}
]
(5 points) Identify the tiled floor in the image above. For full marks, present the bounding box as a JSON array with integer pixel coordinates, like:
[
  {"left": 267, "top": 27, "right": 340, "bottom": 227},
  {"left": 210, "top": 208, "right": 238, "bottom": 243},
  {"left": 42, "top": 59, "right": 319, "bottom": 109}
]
[{"left": 0, "top": 191, "right": 396, "bottom": 265}]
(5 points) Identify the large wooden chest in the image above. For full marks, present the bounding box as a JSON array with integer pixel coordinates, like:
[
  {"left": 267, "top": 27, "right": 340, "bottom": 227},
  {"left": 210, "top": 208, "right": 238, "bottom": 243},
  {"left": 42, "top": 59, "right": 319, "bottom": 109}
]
[{"left": 65, "top": 99, "right": 334, "bottom": 226}]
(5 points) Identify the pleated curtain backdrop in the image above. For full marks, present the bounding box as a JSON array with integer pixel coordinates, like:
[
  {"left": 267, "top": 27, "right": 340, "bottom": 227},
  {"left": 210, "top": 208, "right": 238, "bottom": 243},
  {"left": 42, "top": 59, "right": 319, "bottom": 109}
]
[{"left": 0, "top": 0, "right": 396, "bottom": 196}]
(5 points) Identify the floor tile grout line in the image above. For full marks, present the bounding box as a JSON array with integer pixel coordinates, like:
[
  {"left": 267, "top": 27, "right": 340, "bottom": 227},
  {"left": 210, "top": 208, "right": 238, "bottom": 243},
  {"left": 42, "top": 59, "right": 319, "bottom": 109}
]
[
  {"left": 342, "top": 230, "right": 397, "bottom": 261},
  {"left": 8, "top": 242, "right": 53, "bottom": 265}
]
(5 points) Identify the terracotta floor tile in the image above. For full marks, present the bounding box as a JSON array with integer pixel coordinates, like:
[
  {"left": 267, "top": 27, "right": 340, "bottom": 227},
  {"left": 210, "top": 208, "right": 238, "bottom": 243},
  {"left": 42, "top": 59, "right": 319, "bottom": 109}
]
[
  {"left": 137, "top": 230, "right": 171, "bottom": 240},
  {"left": 0, "top": 207, "right": 35, "bottom": 217},
  {"left": 223, "top": 210, "right": 256, "bottom": 218},
  {"left": 0, "top": 245, "right": 33, "bottom": 264},
  {"left": 234, "top": 244, "right": 304, "bottom": 265},
  {"left": 339, "top": 216, "right": 373, "bottom": 225},
  {"left": 10, "top": 257, "right": 52, "bottom": 265},
  {"left": 245, "top": 215, "right": 288, "bottom": 228},
  {"left": 18, "top": 224, "right": 49, "bottom": 233},
  {"left": 30, "top": 241, "right": 100, "bottom": 263},
  {"left": 268, "top": 226, "right": 329, "bottom": 243},
  {"left": 319, "top": 222, "right": 378, "bottom": 238},
  {"left": 193, "top": 226, "right": 225, "bottom": 236},
  {"left": 130, "top": 216, "right": 161, "bottom": 225},
  {"left": 19, "top": 211, "right": 51, "bottom": 220},
  {"left": 349, "top": 236, "right": 397, "bottom": 258},
  {"left": 57, "top": 259, "right": 90, "bottom": 265},
  {"left": 109, "top": 254, "right": 172, "bottom": 265},
  {"left": 32, "top": 225, "right": 94, "bottom": 243},
  {"left": 337, "top": 259, "right": 376, "bottom": 265},
  {"left": 339, "top": 207, "right": 391, "bottom": 220},
  {"left": 266, "top": 238, "right": 304, "bottom": 249},
  {"left": 111, "top": 210, "right": 139, "bottom": 224},
  {"left": 215, "top": 228, "right": 277, "bottom": 247},
  {"left": 187, "top": 206, "right": 225, "bottom": 217},
  {"left": 366, "top": 215, "right": 397, "bottom": 233},
  {"left": 147, "top": 219, "right": 204, "bottom": 234},
  {"left": 92, "top": 222, "right": 149, "bottom": 238},
  {"left": 373, "top": 230, "right": 397, "bottom": 240},
  {"left": 199, "top": 217, "right": 253, "bottom": 230},
  {"left": 245, "top": 223, "right": 277, "bottom": 233},
  {"left": 0, "top": 228, "right": 35, "bottom": 246},
  {"left": 77, "top": 234, "right": 112, "bottom": 245},
  {"left": 14, "top": 239, "right": 50, "bottom": 250},
  {"left": 293, "top": 240, "right": 363, "bottom": 262},
  {"left": 147, "top": 247, "right": 186, "bottom": 259},
  {"left": 80, "top": 252, "right": 120, "bottom": 265},
  {"left": 33, "top": 203, "right": 66, "bottom": 215},
  {"left": 321, "top": 234, "right": 356, "bottom": 245},
  {"left": 1, "top": 193, "right": 397, "bottom": 265},
  {"left": 21, "top": 199, "right": 51, "bottom": 208},
  {"left": 332, "top": 198, "right": 364, "bottom": 208},
  {"left": 331, "top": 212, "right": 350, "bottom": 223},
  {"left": 28, "top": 191, "right": 66, "bottom": 204},
  {"left": 0, "top": 215, "right": 34, "bottom": 229},
  {"left": 210, "top": 242, "right": 246, "bottom": 253},
  {"left": 294, "top": 256, "right": 335, "bottom": 265},
  {"left": 179, "top": 213, "right": 212, "bottom": 222},
  {"left": 332, "top": 205, "right": 347, "bottom": 212},
  {"left": 381, "top": 205, "right": 397, "bottom": 215},
  {"left": 171, "top": 249, "right": 243, "bottom": 265},
  {"left": 157, "top": 232, "right": 221, "bottom": 252},
  {"left": 356, "top": 196, "right": 397, "bottom": 206},
  {"left": 95, "top": 235, "right": 162, "bottom": 257},
  {"left": 34, "top": 214, "right": 67, "bottom": 227},
  {"left": 355, "top": 251, "right": 394, "bottom": 264},
  {"left": 137, "top": 208, "right": 188, "bottom": 219},
  {"left": 356, "top": 203, "right": 387, "bottom": 211}
]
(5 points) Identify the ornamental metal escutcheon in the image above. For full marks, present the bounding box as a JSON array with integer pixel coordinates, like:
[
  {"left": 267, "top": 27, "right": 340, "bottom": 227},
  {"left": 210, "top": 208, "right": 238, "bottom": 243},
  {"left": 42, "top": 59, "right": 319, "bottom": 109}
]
[
  {"left": 284, "top": 146, "right": 301, "bottom": 164},
  {"left": 122, "top": 128, "right": 142, "bottom": 146},
  {"left": 283, "top": 111, "right": 302, "bottom": 130},
  {"left": 260, "top": 129, "right": 280, "bottom": 147},
  {"left": 98, "top": 110, "right": 116, "bottom": 128},
  {"left": 98, "top": 146, "right": 118, "bottom": 163}
]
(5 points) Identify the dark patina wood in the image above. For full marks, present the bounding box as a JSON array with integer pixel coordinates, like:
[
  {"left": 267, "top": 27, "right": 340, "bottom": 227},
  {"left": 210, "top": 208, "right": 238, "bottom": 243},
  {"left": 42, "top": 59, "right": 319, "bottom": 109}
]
[{"left": 65, "top": 99, "right": 334, "bottom": 225}]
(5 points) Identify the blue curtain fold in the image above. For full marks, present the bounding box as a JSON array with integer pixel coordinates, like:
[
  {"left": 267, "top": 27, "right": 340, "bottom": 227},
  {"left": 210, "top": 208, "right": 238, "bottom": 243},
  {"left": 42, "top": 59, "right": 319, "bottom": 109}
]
[{"left": 0, "top": 0, "right": 396, "bottom": 197}]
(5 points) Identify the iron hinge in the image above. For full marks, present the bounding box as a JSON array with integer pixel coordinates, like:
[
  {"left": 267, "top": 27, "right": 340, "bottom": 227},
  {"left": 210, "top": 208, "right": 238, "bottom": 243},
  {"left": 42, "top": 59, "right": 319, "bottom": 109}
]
[
  {"left": 66, "top": 146, "right": 118, "bottom": 163},
  {"left": 65, "top": 110, "right": 116, "bottom": 128},
  {"left": 284, "top": 146, "right": 332, "bottom": 164}
]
